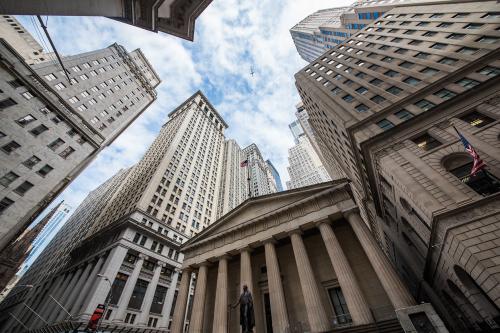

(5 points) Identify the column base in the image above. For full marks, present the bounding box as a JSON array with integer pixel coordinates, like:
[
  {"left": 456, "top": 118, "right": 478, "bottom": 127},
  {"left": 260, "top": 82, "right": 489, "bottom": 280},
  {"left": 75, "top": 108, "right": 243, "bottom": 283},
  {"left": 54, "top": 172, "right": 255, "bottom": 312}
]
[{"left": 395, "top": 303, "right": 449, "bottom": 333}]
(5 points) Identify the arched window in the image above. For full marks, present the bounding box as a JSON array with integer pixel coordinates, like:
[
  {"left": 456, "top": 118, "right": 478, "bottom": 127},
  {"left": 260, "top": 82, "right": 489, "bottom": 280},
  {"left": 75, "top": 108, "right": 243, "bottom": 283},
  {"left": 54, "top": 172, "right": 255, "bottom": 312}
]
[{"left": 442, "top": 153, "right": 500, "bottom": 196}]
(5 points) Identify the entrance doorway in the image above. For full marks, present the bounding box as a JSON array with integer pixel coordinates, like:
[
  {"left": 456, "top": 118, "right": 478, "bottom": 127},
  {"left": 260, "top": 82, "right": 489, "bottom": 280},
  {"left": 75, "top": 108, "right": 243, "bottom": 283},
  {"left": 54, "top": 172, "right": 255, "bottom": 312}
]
[{"left": 263, "top": 292, "right": 273, "bottom": 333}]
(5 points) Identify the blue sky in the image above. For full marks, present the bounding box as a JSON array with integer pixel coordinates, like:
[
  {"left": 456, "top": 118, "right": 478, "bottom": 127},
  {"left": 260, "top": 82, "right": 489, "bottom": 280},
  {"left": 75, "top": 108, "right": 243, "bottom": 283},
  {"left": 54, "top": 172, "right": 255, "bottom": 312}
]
[{"left": 19, "top": 0, "right": 352, "bottom": 225}]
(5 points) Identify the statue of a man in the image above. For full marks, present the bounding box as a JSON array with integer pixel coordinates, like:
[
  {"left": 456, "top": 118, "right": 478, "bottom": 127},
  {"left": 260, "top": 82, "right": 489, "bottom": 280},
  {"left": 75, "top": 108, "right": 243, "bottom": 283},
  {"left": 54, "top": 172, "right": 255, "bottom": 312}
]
[{"left": 231, "top": 284, "right": 255, "bottom": 333}]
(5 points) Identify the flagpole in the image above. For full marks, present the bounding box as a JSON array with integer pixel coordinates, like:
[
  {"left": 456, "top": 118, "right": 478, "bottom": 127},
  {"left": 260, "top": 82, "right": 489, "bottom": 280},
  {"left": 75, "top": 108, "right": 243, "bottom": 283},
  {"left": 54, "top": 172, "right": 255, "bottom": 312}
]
[{"left": 247, "top": 161, "right": 252, "bottom": 199}]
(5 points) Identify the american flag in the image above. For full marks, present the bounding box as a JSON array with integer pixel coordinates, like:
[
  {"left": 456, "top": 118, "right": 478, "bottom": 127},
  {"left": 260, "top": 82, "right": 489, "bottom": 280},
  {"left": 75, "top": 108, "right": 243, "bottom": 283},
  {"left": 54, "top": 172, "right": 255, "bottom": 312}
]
[
  {"left": 240, "top": 159, "right": 248, "bottom": 167},
  {"left": 454, "top": 127, "right": 485, "bottom": 176}
]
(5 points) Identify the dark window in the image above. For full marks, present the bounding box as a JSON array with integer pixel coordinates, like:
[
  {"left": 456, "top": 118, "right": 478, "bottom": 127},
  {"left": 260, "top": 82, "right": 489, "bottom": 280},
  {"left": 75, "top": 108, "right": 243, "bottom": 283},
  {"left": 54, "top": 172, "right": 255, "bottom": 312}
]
[
  {"left": 150, "top": 286, "right": 168, "bottom": 314},
  {"left": 409, "top": 40, "right": 422, "bottom": 46},
  {"left": 456, "top": 78, "right": 480, "bottom": 89},
  {"left": 377, "top": 119, "right": 394, "bottom": 130},
  {"left": 403, "top": 29, "right": 415, "bottom": 34},
  {"left": 355, "top": 104, "right": 368, "bottom": 112},
  {"left": 133, "top": 233, "right": 141, "bottom": 243},
  {"left": 331, "top": 87, "right": 342, "bottom": 95},
  {"left": 48, "top": 138, "right": 65, "bottom": 151},
  {"left": 399, "top": 61, "right": 414, "bottom": 69},
  {"left": 482, "top": 12, "right": 500, "bottom": 19},
  {"left": 0, "top": 98, "right": 17, "bottom": 110},
  {"left": 0, "top": 172, "right": 19, "bottom": 187},
  {"left": 415, "top": 99, "right": 435, "bottom": 111},
  {"left": 417, "top": 22, "right": 429, "bottom": 26},
  {"left": 2, "top": 141, "right": 21, "bottom": 154},
  {"left": 109, "top": 273, "right": 128, "bottom": 305},
  {"left": 328, "top": 287, "right": 352, "bottom": 324},
  {"left": 37, "top": 164, "right": 53, "bottom": 177},
  {"left": 22, "top": 156, "right": 41, "bottom": 169},
  {"left": 438, "top": 57, "right": 457, "bottom": 65},
  {"left": 30, "top": 124, "right": 49, "bottom": 136},
  {"left": 437, "top": 22, "right": 452, "bottom": 28},
  {"left": 342, "top": 95, "right": 354, "bottom": 103},
  {"left": 457, "top": 47, "right": 478, "bottom": 55},
  {"left": 143, "top": 260, "right": 155, "bottom": 271},
  {"left": 395, "top": 109, "right": 413, "bottom": 120},
  {"left": 420, "top": 67, "right": 439, "bottom": 75},
  {"left": 14, "top": 181, "right": 34, "bottom": 195},
  {"left": 478, "top": 66, "right": 500, "bottom": 77},
  {"left": 59, "top": 146, "right": 75, "bottom": 159},
  {"left": 464, "top": 23, "right": 483, "bottom": 29},
  {"left": 370, "top": 78, "right": 383, "bottom": 86},
  {"left": 395, "top": 48, "right": 408, "bottom": 54},
  {"left": 403, "top": 77, "right": 421, "bottom": 86},
  {"left": 371, "top": 95, "right": 386, "bottom": 104},
  {"left": 459, "top": 111, "right": 495, "bottom": 128},
  {"left": 384, "top": 70, "right": 398, "bottom": 77},
  {"left": 453, "top": 13, "right": 469, "bottom": 18},
  {"left": 0, "top": 197, "right": 14, "bottom": 214},
  {"left": 8, "top": 79, "right": 24, "bottom": 88},
  {"left": 355, "top": 87, "right": 368, "bottom": 95},
  {"left": 448, "top": 162, "right": 500, "bottom": 196},
  {"left": 434, "top": 89, "right": 456, "bottom": 100},
  {"left": 414, "top": 52, "right": 429, "bottom": 59},
  {"left": 412, "top": 133, "right": 441, "bottom": 151},
  {"left": 125, "top": 253, "right": 138, "bottom": 264},
  {"left": 386, "top": 86, "right": 402, "bottom": 95},
  {"left": 422, "top": 31, "right": 437, "bottom": 37},
  {"left": 128, "top": 279, "right": 149, "bottom": 310},
  {"left": 431, "top": 43, "right": 447, "bottom": 50},
  {"left": 476, "top": 36, "right": 500, "bottom": 44},
  {"left": 447, "top": 33, "right": 465, "bottom": 40}
]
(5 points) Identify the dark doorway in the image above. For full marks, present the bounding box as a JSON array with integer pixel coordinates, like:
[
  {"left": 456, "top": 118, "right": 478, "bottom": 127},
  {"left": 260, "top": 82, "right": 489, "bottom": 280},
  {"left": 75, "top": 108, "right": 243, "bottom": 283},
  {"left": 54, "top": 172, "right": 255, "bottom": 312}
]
[{"left": 264, "top": 292, "right": 273, "bottom": 333}]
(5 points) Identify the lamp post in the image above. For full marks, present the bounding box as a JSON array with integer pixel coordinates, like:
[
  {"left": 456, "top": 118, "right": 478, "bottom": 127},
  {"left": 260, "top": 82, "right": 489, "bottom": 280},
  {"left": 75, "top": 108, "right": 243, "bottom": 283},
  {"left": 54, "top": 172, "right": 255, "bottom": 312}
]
[{"left": 95, "top": 274, "right": 113, "bottom": 333}]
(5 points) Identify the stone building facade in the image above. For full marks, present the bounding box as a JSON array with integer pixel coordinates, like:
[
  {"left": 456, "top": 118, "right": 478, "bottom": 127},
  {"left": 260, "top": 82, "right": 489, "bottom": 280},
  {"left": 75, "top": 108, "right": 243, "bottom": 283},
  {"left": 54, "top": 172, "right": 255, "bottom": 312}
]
[
  {"left": 0, "top": 32, "right": 159, "bottom": 253},
  {"left": 170, "top": 180, "right": 448, "bottom": 333},
  {"left": 295, "top": 1, "right": 500, "bottom": 331}
]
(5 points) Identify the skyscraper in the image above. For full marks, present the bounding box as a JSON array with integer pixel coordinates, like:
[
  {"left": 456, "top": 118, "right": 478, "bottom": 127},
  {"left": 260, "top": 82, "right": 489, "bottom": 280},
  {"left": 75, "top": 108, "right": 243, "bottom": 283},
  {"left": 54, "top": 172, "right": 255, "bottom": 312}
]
[
  {"left": 0, "top": 16, "right": 46, "bottom": 65},
  {"left": 1, "top": 0, "right": 212, "bottom": 41},
  {"left": 266, "top": 159, "right": 283, "bottom": 192},
  {"left": 295, "top": 1, "right": 500, "bottom": 331},
  {"left": 243, "top": 143, "right": 278, "bottom": 197},
  {"left": 288, "top": 119, "right": 305, "bottom": 144},
  {"left": 0, "top": 20, "right": 159, "bottom": 253}
]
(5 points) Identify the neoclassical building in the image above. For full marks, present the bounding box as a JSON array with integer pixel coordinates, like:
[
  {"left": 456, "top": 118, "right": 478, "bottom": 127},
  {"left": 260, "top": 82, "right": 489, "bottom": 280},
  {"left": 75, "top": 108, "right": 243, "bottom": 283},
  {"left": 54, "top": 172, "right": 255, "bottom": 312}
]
[{"left": 170, "top": 180, "right": 447, "bottom": 333}]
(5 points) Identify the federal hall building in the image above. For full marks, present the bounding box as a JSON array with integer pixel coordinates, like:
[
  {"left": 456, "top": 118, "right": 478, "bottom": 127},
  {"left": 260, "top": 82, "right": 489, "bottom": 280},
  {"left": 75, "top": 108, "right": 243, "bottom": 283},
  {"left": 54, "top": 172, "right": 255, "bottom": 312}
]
[{"left": 169, "top": 180, "right": 447, "bottom": 333}]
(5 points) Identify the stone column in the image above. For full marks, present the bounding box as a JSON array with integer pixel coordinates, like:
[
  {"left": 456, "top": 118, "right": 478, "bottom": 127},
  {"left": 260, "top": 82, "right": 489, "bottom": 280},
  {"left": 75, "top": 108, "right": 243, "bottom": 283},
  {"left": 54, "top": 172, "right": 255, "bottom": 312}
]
[
  {"left": 158, "top": 269, "right": 180, "bottom": 329},
  {"left": 37, "top": 275, "right": 64, "bottom": 322},
  {"left": 264, "top": 240, "right": 290, "bottom": 333},
  {"left": 54, "top": 266, "right": 84, "bottom": 321},
  {"left": 240, "top": 248, "right": 253, "bottom": 293},
  {"left": 290, "top": 231, "right": 330, "bottom": 332},
  {"left": 138, "top": 261, "right": 165, "bottom": 325},
  {"left": 80, "top": 246, "right": 128, "bottom": 319},
  {"left": 212, "top": 257, "right": 229, "bottom": 333},
  {"left": 318, "top": 222, "right": 373, "bottom": 325},
  {"left": 113, "top": 254, "right": 146, "bottom": 322},
  {"left": 64, "top": 262, "right": 93, "bottom": 318},
  {"left": 170, "top": 268, "right": 192, "bottom": 333},
  {"left": 70, "top": 255, "right": 105, "bottom": 315},
  {"left": 188, "top": 264, "right": 208, "bottom": 333},
  {"left": 45, "top": 272, "right": 73, "bottom": 323},
  {"left": 345, "top": 210, "right": 416, "bottom": 309}
]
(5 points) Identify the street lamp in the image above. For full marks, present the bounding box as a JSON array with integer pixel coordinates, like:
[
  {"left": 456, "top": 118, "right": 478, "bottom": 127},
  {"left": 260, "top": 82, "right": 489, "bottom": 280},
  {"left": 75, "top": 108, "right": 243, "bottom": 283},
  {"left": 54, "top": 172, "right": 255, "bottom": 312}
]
[{"left": 95, "top": 274, "right": 113, "bottom": 333}]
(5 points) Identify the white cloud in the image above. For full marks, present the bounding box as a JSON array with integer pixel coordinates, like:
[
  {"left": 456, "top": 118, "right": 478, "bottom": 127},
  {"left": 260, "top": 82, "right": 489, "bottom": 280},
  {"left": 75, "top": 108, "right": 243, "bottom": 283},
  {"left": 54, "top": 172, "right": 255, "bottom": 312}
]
[{"left": 18, "top": 0, "right": 353, "bottom": 220}]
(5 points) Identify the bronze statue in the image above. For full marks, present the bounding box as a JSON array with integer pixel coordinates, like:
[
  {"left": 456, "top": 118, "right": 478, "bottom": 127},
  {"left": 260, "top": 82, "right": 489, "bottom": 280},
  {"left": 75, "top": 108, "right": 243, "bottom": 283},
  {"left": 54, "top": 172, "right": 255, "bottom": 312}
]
[{"left": 231, "top": 284, "right": 255, "bottom": 333}]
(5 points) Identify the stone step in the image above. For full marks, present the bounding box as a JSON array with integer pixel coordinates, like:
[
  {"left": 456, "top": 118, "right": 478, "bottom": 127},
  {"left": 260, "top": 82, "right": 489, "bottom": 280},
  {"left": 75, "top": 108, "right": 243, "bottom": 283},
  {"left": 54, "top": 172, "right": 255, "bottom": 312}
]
[{"left": 330, "top": 318, "right": 404, "bottom": 333}]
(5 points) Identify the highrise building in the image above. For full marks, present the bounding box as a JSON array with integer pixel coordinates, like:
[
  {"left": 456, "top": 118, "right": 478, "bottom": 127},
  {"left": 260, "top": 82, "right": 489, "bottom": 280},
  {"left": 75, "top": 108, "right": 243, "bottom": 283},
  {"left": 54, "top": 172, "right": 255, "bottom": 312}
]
[
  {"left": 216, "top": 139, "right": 248, "bottom": 218},
  {"left": 288, "top": 119, "right": 305, "bottom": 144},
  {"left": 0, "top": 91, "right": 231, "bottom": 332},
  {"left": 18, "top": 202, "right": 72, "bottom": 276},
  {"left": 295, "top": 1, "right": 500, "bottom": 331},
  {"left": 0, "top": 16, "right": 46, "bottom": 65},
  {"left": 266, "top": 159, "right": 283, "bottom": 192},
  {"left": 0, "top": 21, "right": 159, "bottom": 253},
  {"left": 286, "top": 135, "right": 331, "bottom": 190},
  {"left": 1, "top": 0, "right": 212, "bottom": 41},
  {"left": 290, "top": 0, "right": 452, "bottom": 62},
  {"left": 243, "top": 143, "right": 277, "bottom": 197}
]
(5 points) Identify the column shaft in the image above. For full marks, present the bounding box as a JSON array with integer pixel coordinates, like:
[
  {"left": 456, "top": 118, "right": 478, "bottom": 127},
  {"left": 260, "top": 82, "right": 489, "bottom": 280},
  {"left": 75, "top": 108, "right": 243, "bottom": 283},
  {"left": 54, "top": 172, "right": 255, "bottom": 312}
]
[
  {"left": 55, "top": 267, "right": 84, "bottom": 321},
  {"left": 346, "top": 212, "right": 416, "bottom": 309},
  {"left": 71, "top": 256, "right": 104, "bottom": 315},
  {"left": 158, "top": 270, "right": 180, "bottom": 328},
  {"left": 188, "top": 265, "right": 208, "bottom": 333},
  {"left": 212, "top": 258, "right": 229, "bottom": 333},
  {"left": 290, "top": 232, "right": 330, "bottom": 332},
  {"left": 264, "top": 241, "right": 290, "bottom": 333},
  {"left": 170, "top": 269, "right": 191, "bottom": 333},
  {"left": 138, "top": 262, "right": 164, "bottom": 325},
  {"left": 318, "top": 222, "right": 374, "bottom": 325},
  {"left": 45, "top": 273, "right": 73, "bottom": 323},
  {"left": 113, "top": 255, "right": 145, "bottom": 321},
  {"left": 64, "top": 262, "right": 93, "bottom": 316}
]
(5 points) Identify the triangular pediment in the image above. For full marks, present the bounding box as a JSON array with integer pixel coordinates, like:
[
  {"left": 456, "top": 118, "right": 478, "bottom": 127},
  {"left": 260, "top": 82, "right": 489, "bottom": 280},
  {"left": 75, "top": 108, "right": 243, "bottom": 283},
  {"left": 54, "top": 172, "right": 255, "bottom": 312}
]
[{"left": 183, "top": 181, "right": 345, "bottom": 248}]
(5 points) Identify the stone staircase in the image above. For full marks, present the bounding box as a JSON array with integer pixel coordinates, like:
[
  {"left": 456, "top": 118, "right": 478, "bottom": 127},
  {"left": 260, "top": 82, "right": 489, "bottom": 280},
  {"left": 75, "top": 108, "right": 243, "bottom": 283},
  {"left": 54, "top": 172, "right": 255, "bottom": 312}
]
[{"left": 330, "top": 318, "right": 404, "bottom": 333}]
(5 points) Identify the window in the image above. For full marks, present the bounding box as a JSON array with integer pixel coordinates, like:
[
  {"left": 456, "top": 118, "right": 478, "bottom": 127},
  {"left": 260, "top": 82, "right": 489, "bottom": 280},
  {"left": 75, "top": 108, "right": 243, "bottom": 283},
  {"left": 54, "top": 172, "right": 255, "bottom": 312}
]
[
  {"left": 48, "top": 138, "right": 65, "bottom": 151},
  {"left": 395, "top": 48, "right": 408, "bottom": 55},
  {"left": 88, "top": 99, "right": 97, "bottom": 105},
  {"left": 415, "top": 99, "right": 435, "bottom": 111},
  {"left": 431, "top": 43, "right": 447, "bottom": 50},
  {"left": 2, "top": 141, "right": 21, "bottom": 154},
  {"left": 328, "top": 287, "right": 352, "bottom": 325},
  {"left": 437, "top": 22, "right": 452, "bottom": 28},
  {"left": 30, "top": 124, "right": 49, "bottom": 136},
  {"left": 109, "top": 273, "right": 128, "bottom": 305},
  {"left": 417, "top": 22, "right": 429, "bottom": 27},
  {"left": 399, "top": 61, "right": 414, "bottom": 69},
  {"left": 59, "top": 146, "right": 75, "bottom": 159},
  {"left": 382, "top": 56, "right": 394, "bottom": 63},
  {"left": 44, "top": 73, "right": 57, "bottom": 81},
  {"left": 377, "top": 119, "right": 394, "bottom": 130},
  {"left": 22, "top": 156, "right": 41, "bottom": 169},
  {"left": 370, "top": 78, "right": 383, "bottom": 86},
  {"left": 16, "top": 114, "right": 36, "bottom": 126},
  {"left": 439, "top": 57, "right": 457, "bottom": 65},
  {"left": 395, "top": 109, "right": 413, "bottom": 120},
  {"left": 0, "top": 172, "right": 19, "bottom": 187},
  {"left": 151, "top": 286, "right": 168, "bottom": 314},
  {"left": 404, "top": 30, "right": 415, "bottom": 35},
  {"left": 8, "top": 79, "right": 24, "bottom": 88},
  {"left": 447, "top": 33, "right": 465, "bottom": 40},
  {"left": 457, "top": 47, "right": 478, "bottom": 55},
  {"left": 453, "top": 13, "right": 469, "bottom": 18},
  {"left": 459, "top": 111, "right": 495, "bottom": 128},
  {"left": 79, "top": 74, "right": 89, "bottom": 80},
  {"left": 430, "top": 13, "right": 443, "bottom": 18},
  {"left": 342, "top": 95, "right": 354, "bottom": 103},
  {"left": 128, "top": 279, "right": 149, "bottom": 310},
  {"left": 355, "top": 104, "right": 368, "bottom": 112},
  {"left": 482, "top": 12, "right": 500, "bottom": 19},
  {"left": 478, "top": 66, "right": 500, "bottom": 77},
  {"left": 69, "top": 96, "right": 80, "bottom": 104},
  {"left": 414, "top": 52, "right": 429, "bottom": 59},
  {"left": 464, "top": 23, "right": 483, "bottom": 29},
  {"left": 476, "top": 36, "right": 499, "bottom": 44},
  {"left": 384, "top": 70, "right": 398, "bottom": 78},
  {"left": 355, "top": 87, "right": 368, "bottom": 95},
  {"left": 409, "top": 40, "right": 422, "bottom": 46},
  {"left": 37, "top": 164, "right": 53, "bottom": 177},
  {"left": 0, "top": 197, "right": 14, "bottom": 214},
  {"left": 77, "top": 105, "right": 88, "bottom": 112},
  {"left": 386, "top": 86, "right": 402, "bottom": 95},
  {"left": 14, "top": 181, "right": 34, "bottom": 195},
  {"left": 412, "top": 133, "right": 441, "bottom": 151},
  {"left": 331, "top": 87, "right": 342, "bottom": 95},
  {"left": 423, "top": 31, "right": 437, "bottom": 37},
  {"left": 0, "top": 98, "right": 17, "bottom": 110},
  {"left": 456, "top": 78, "right": 480, "bottom": 89},
  {"left": 71, "top": 65, "right": 81, "bottom": 72},
  {"left": 403, "top": 77, "right": 421, "bottom": 86},
  {"left": 420, "top": 67, "right": 439, "bottom": 75},
  {"left": 434, "top": 89, "right": 456, "bottom": 100},
  {"left": 54, "top": 82, "right": 66, "bottom": 90},
  {"left": 371, "top": 95, "right": 386, "bottom": 104}
]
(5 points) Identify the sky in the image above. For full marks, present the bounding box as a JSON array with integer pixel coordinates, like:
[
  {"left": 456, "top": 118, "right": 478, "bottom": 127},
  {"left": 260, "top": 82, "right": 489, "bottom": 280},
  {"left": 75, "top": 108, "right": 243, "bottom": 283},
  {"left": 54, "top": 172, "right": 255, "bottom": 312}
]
[{"left": 19, "top": 0, "right": 353, "bottom": 226}]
